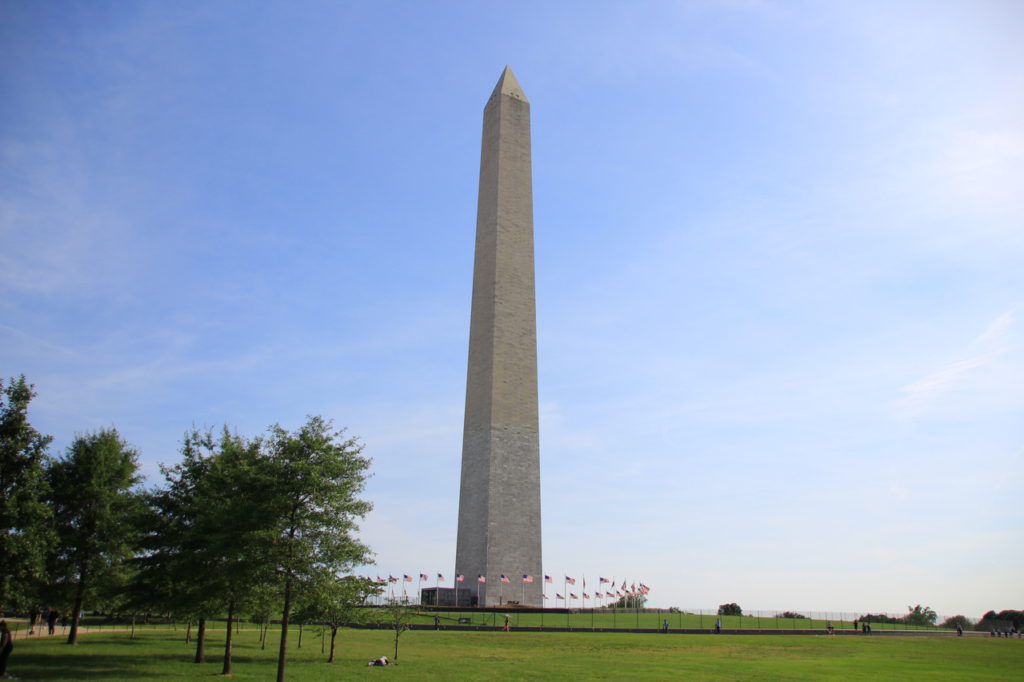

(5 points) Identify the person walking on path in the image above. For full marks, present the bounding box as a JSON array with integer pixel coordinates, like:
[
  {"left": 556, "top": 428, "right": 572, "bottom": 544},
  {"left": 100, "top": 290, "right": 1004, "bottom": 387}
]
[
  {"left": 714, "top": 619, "right": 721, "bottom": 634},
  {"left": 503, "top": 614, "right": 510, "bottom": 632},
  {"left": 28, "top": 607, "right": 39, "bottom": 636},
  {"left": 46, "top": 608, "right": 59, "bottom": 636},
  {"left": 0, "top": 620, "right": 14, "bottom": 679}
]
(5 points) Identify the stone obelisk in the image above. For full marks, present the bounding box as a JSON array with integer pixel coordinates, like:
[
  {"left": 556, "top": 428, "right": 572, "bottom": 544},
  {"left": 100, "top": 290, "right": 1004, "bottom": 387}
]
[{"left": 455, "top": 66, "right": 542, "bottom": 607}]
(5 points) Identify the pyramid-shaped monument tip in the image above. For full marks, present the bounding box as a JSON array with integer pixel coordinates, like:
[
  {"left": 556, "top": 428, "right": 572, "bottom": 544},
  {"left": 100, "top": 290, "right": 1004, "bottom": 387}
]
[{"left": 490, "top": 65, "right": 528, "bottom": 103}]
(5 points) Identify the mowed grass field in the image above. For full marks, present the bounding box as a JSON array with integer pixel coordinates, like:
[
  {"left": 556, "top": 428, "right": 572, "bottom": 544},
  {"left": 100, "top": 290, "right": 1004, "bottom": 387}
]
[
  {"left": 408, "top": 609, "right": 933, "bottom": 631},
  {"left": 6, "top": 626, "right": 1022, "bottom": 680}
]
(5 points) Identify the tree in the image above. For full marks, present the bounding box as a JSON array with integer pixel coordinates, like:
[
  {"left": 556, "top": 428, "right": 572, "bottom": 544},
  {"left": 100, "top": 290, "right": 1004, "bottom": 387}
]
[
  {"left": 0, "top": 375, "right": 54, "bottom": 609},
  {"left": 263, "top": 416, "right": 373, "bottom": 682},
  {"left": 775, "top": 611, "right": 807, "bottom": 620},
  {"left": 46, "top": 428, "right": 143, "bottom": 644},
  {"left": 718, "top": 603, "right": 742, "bottom": 616},
  {"left": 382, "top": 599, "right": 414, "bottom": 662},
  {"left": 903, "top": 604, "right": 937, "bottom": 627},
  {"left": 976, "top": 609, "right": 1024, "bottom": 632},
  {"left": 607, "top": 594, "right": 647, "bottom": 609},
  {"left": 295, "top": 575, "right": 380, "bottom": 663},
  {"left": 136, "top": 427, "right": 273, "bottom": 673},
  {"left": 939, "top": 614, "right": 972, "bottom": 630}
]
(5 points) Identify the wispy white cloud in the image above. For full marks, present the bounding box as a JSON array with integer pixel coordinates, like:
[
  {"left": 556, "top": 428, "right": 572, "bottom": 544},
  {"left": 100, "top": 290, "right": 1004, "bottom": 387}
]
[
  {"left": 976, "top": 310, "right": 1014, "bottom": 346},
  {"left": 896, "top": 310, "right": 1016, "bottom": 416}
]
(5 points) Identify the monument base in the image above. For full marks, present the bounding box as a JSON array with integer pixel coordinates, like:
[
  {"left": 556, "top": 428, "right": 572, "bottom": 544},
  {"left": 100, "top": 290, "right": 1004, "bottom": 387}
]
[{"left": 420, "top": 587, "right": 477, "bottom": 607}]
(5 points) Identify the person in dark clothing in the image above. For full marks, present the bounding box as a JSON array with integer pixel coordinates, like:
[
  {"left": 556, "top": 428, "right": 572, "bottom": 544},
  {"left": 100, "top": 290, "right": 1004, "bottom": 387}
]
[
  {"left": 0, "top": 620, "right": 13, "bottom": 678},
  {"left": 47, "top": 608, "right": 59, "bottom": 635},
  {"left": 434, "top": 615, "right": 440, "bottom": 630}
]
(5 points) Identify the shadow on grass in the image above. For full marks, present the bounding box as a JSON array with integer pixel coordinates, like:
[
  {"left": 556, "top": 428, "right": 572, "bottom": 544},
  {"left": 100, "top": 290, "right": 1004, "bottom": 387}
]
[{"left": 11, "top": 647, "right": 271, "bottom": 680}]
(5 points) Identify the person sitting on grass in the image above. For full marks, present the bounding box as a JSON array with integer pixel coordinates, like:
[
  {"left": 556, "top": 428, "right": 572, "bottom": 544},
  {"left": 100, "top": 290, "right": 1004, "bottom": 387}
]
[{"left": 367, "top": 655, "right": 391, "bottom": 666}]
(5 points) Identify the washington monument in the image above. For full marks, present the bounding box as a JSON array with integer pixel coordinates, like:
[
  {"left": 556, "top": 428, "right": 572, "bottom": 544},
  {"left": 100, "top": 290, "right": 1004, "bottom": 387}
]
[{"left": 455, "top": 66, "right": 542, "bottom": 607}]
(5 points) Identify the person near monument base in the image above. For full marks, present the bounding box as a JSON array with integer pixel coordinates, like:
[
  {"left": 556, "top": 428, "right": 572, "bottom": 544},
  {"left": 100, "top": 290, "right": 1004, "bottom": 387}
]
[{"left": 0, "top": 620, "right": 13, "bottom": 679}]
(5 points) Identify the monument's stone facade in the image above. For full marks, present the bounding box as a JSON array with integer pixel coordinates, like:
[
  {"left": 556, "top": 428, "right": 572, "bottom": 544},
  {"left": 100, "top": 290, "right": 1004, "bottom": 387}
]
[{"left": 455, "top": 66, "right": 542, "bottom": 607}]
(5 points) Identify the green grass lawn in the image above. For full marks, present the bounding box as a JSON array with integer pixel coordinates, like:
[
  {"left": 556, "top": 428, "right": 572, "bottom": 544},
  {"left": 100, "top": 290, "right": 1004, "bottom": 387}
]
[
  {"left": 409, "top": 609, "right": 937, "bottom": 632},
  {"left": 6, "top": 625, "right": 1022, "bottom": 680}
]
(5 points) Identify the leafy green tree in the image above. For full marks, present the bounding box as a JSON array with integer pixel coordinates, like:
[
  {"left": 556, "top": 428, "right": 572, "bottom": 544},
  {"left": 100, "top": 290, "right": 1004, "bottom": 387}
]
[
  {"left": 382, "top": 599, "right": 414, "bottom": 662},
  {"left": 136, "top": 427, "right": 272, "bottom": 673},
  {"left": 976, "top": 609, "right": 1024, "bottom": 632},
  {"left": 939, "top": 614, "right": 972, "bottom": 630},
  {"left": 0, "top": 375, "right": 54, "bottom": 609},
  {"left": 263, "top": 416, "right": 373, "bottom": 682},
  {"left": 607, "top": 594, "right": 647, "bottom": 609},
  {"left": 857, "top": 612, "right": 901, "bottom": 624},
  {"left": 718, "top": 603, "right": 742, "bottom": 616},
  {"left": 776, "top": 611, "right": 807, "bottom": 619},
  {"left": 903, "top": 604, "right": 937, "bottom": 627},
  {"left": 46, "top": 428, "right": 143, "bottom": 644},
  {"left": 296, "top": 575, "right": 380, "bottom": 663}
]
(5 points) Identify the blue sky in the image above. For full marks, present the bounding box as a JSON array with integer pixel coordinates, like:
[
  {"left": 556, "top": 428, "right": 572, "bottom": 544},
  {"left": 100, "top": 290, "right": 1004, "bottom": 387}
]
[{"left": 2, "top": 0, "right": 1021, "bottom": 619}]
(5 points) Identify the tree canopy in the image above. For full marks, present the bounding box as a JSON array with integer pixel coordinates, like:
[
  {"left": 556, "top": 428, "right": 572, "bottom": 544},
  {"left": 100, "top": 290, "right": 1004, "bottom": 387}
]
[
  {"left": 47, "top": 428, "right": 143, "bottom": 644},
  {"left": 0, "top": 375, "right": 54, "bottom": 609}
]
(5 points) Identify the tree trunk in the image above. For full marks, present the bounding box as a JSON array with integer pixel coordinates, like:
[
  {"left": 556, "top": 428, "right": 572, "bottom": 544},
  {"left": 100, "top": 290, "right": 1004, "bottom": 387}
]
[
  {"left": 194, "top": 617, "right": 206, "bottom": 663},
  {"left": 276, "top": 578, "right": 292, "bottom": 682},
  {"left": 297, "top": 622, "right": 302, "bottom": 649},
  {"left": 67, "top": 562, "right": 89, "bottom": 645},
  {"left": 221, "top": 599, "right": 235, "bottom": 676},
  {"left": 328, "top": 627, "right": 337, "bottom": 663},
  {"left": 130, "top": 614, "right": 136, "bottom": 640},
  {"left": 186, "top": 618, "right": 192, "bottom": 643}
]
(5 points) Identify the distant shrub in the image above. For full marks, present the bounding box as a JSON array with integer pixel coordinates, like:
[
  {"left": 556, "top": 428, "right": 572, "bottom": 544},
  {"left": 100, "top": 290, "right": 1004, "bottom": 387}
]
[
  {"left": 857, "top": 613, "right": 901, "bottom": 624},
  {"left": 775, "top": 611, "right": 806, "bottom": 619},
  {"left": 939, "top": 615, "right": 972, "bottom": 630},
  {"left": 717, "top": 603, "right": 742, "bottom": 616},
  {"left": 976, "top": 610, "right": 1024, "bottom": 632}
]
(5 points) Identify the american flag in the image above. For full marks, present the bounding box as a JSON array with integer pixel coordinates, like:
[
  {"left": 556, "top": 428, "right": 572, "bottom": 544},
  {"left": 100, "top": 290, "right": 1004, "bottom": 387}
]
[
  {"left": 556, "top": 593, "right": 564, "bottom": 600},
  {"left": 621, "top": 580, "right": 627, "bottom": 590},
  {"left": 583, "top": 593, "right": 590, "bottom": 599},
  {"left": 455, "top": 573, "right": 464, "bottom": 582},
  {"left": 639, "top": 583, "right": 650, "bottom": 594},
  {"left": 599, "top": 577, "right": 610, "bottom": 584},
  {"left": 419, "top": 574, "right": 429, "bottom": 581},
  {"left": 522, "top": 575, "right": 534, "bottom": 583},
  {"left": 437, "top": 573, "right": 445, "bottom": 581},
  {"left": 565, "top": 576, "right": 576, "bottom": 585},
  {"left": 477, "top": 574, "right": 486, "bottom": 583},
  {"left": 388, "top": 576, "right": 398, "bottom": 583},
  {"left": 570, "top": 593, "right": 579, "bottom": 599},
  {"left": 544, "top": 575, "right": 553, "bottom": 583},
  {"left": 542, "top": 594, "right": 548, "bottom": 600},
  {"left": 500, "top": 574, "right": 510, "bottom": 583},
  {"left": 403, "top": 575, "right": 413, "bottom": 582}
]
